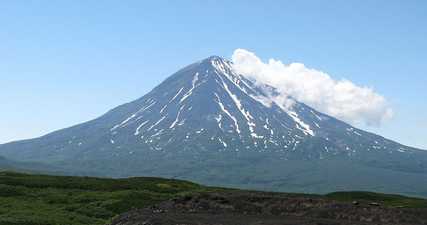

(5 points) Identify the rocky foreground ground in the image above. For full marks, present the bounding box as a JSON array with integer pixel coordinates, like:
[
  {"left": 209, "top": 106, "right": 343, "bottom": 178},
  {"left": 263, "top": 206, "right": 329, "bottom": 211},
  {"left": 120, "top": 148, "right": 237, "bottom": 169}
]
[{"left": 109, "top": 191, "right": 427, "bottom": 225}]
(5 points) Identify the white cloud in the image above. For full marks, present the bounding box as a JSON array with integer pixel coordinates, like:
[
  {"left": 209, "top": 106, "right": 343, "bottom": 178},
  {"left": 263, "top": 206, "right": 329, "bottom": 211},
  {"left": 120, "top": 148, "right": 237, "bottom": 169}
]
[{"left": 231, "top": 48, "right": 393, "bottom": 126}]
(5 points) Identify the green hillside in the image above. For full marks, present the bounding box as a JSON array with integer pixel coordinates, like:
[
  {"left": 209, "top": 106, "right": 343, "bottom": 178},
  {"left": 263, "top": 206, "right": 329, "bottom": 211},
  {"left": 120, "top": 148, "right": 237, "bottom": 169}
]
[
  {"left": 0, "top": 171, "right": 206, "bottom": 225},
  {"left": 0, "top": 171, "right": 426, "bottom": 225}
]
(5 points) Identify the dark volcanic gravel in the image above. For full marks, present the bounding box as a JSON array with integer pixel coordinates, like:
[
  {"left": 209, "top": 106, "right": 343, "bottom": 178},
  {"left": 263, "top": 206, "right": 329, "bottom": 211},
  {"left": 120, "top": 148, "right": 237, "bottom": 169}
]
[{"left": 109, "top": 191, "right": 427, "bottom": 225}]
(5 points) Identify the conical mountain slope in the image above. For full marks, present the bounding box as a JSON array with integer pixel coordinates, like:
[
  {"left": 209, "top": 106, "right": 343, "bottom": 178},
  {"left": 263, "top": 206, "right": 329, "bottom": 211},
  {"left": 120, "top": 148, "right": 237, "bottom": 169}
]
[{"left": 1, "top": 56, "right": 426, "bottom": 196}]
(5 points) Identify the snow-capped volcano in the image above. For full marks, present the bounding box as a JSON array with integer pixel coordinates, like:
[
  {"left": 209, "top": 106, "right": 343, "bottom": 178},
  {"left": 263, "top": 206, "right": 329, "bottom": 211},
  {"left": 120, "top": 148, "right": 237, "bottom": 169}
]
[
  {"left": 106, "top": 56, "right": 411, "bottom": 159},
  {"left": 1, "top": 56, "right": 426, "bottom": 197},
  {"left": 109, "top": 56, "right": 319, "bottom": 154}
]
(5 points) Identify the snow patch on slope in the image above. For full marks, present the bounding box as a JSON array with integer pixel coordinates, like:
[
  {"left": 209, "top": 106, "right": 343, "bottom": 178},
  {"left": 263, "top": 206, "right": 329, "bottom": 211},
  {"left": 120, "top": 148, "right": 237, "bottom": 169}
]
[
  {"left": 180, "top": 73, "right": 200, "bottom": 103},
  {"left": 170, "top": 105, "right": 185, "bottom": 129},
  {"left": 287, "top": 111, "right": 314, "bottom": 136},
  {"left": 215, "top": 93, "right": 241, "bottom": 134}
]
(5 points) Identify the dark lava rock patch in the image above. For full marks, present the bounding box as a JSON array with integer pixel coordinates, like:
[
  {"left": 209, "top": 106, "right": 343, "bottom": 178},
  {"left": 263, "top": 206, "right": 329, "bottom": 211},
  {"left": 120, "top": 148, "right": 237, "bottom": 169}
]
[{"left": 109, "top": 191, "right": 427, "bottom": 225}]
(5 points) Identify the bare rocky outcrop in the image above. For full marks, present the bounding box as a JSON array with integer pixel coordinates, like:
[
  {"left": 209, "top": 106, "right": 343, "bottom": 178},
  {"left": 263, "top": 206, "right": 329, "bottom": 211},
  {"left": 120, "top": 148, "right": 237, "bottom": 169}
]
[{"left": 109, "top": 191, "right": 427, "bottom": 225}]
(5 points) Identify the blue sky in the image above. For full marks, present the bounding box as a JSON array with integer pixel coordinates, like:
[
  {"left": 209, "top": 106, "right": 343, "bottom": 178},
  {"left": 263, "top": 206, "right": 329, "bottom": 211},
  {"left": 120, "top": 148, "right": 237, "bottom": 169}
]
[{"left": 1, "top": 0, "right": 426, "bottom": 149}]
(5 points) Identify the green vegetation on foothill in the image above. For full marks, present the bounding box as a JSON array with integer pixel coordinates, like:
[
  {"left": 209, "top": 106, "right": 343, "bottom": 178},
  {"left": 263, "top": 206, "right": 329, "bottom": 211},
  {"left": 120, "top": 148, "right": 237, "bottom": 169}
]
[
  {"left": 0, "top": 171, "right": 426, "bottom": 225},
  {"left": 0, "top": 171, "right": 203, "bottom": 225}
]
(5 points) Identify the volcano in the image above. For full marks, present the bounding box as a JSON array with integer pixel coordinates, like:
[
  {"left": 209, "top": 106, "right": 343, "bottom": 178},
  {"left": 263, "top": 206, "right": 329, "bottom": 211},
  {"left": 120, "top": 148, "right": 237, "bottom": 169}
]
[{"left": 1, "top": 56, "right": 426, "bottom": 197}]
